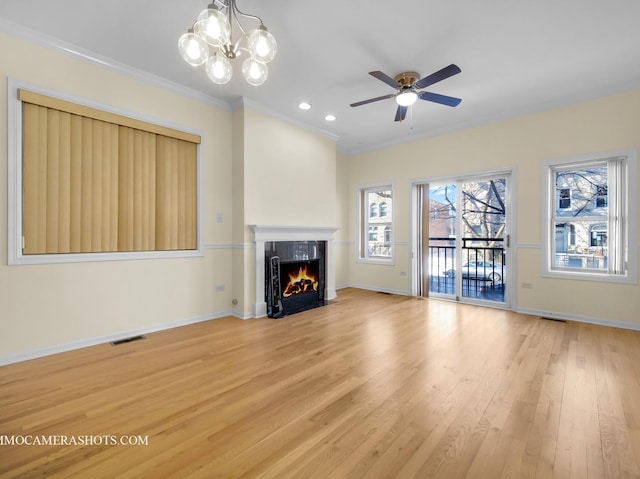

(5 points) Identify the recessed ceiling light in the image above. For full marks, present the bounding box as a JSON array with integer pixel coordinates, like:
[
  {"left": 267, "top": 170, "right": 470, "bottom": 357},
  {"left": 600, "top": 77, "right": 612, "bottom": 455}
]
[
  {"left": 324, "top": 114, "right": 336, "bottom": 122},
  {"left": 298, "top": 102, "right": 312, "bottom": 110}
]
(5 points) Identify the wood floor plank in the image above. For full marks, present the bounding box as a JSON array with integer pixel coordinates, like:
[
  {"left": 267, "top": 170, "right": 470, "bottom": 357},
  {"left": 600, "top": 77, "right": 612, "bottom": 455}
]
[{"left": 2, "top": 288, "right": 640, "bottom": 478}]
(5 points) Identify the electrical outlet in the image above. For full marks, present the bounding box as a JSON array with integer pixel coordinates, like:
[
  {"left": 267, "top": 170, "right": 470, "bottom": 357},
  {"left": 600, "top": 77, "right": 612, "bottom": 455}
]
[
  {"left": 216, "top": 213, "right": 223, "bottom": 223},
  {"left": 400, "top": 271, "right": 407, "bottom": 277},
  {"left": 215, "top": 284, "right": 225, "bottom": 292},
  {"left": 521, "top": 282, "right": 533, "bottom": 289}
]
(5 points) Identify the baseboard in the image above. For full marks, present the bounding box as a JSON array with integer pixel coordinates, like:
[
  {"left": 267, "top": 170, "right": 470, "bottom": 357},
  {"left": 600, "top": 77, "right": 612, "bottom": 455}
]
[
  {"left": 338, "top": 283, "right": 411, "bottom": 296},
  {"left": 0, "top": 310, "right": 236, "bottom": 366},
  {"left": 516, "top": 307, "right": 640, "bottom": 332},
  {"left": 233, "top": 308, "right": 255, "bottom": 320},
  {"left": 8, "top": 300, "right": 634, "bottom": 366},
  {"left": 338, "top": 285, "right": 640, "bottom": 332}
]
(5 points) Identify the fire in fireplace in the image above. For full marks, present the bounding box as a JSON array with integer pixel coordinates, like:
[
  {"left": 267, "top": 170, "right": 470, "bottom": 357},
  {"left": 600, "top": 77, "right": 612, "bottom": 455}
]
[{"left": 281, "top": 261, "right": 319, "bottom": 298}]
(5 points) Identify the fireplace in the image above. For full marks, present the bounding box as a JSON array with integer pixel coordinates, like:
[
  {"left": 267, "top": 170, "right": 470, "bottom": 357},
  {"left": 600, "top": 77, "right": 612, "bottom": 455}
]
[
  {"left": 265, "top": 241, "right": 325, "bottom": 318},
  {"left": 250, "top": 225, "right": 338, "bottom": 318}
]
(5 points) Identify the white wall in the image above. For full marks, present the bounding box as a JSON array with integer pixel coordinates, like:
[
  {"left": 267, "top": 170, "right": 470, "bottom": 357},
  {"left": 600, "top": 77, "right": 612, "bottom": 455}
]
[
  {"left": 342, "top": 89, "right": 640, "bottom": 327},
  {"left": 0, "top": 33, "right": 234, "bottom": 362}
]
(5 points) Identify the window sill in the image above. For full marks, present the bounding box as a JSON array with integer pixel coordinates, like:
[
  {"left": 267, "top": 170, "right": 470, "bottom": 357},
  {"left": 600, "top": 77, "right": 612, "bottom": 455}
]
[
  {"left": 8, "top": 249, "right": 204, "bottom": 266},
  {"left": 542, "top": 268, "right": 637, "bottom": 285},
  {"left": 356, "top": 257, "right": 395, "bottom": 266}
]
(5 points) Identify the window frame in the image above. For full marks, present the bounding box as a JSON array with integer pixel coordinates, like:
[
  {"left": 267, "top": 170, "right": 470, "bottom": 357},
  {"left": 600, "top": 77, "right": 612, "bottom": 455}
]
[
  {"left": 7, "top": 78, "right": 204, "bottom": 265},
  {"left": 542, "top": 149, "right": 637, "bottom": 284},
  {"left": 358, "top": 182, "right": 394, "bottom": 264}
]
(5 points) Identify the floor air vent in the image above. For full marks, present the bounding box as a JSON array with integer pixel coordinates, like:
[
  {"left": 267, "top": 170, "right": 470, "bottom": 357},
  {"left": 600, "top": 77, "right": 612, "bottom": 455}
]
[
  {"left": 541, "top": 317, "right": 567, "bottom": 323},
  {"left": 111, "top": 335, "right": 145, "bottom": 346}
]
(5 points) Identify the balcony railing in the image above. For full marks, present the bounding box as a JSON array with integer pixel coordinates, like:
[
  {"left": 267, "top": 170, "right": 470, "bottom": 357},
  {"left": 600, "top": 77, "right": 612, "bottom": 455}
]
[{"left": 428, "top": 237, "right": 505, "bottom": 302}]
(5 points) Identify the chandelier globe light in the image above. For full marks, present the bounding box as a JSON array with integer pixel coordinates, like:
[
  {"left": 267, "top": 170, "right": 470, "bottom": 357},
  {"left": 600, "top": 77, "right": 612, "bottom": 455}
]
[
  {"left": 206, "top": 52, "right": 233, "bottom": 84},
  {"left": 179, "top": 0, "right": 277, "bottom": 86},
  {"left": 178, "top": 29, "right": 209, "bottom": 66},
  {"left": 242, "top": 57, "right": 268, "bottom": 86}
]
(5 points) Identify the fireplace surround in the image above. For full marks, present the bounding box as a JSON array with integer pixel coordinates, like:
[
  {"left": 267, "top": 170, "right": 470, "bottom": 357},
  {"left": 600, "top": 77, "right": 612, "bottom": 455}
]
[
  {"left": 265, "top": 241, "right": 325, "bottom": 318},
  {"left": 250, "top": 225, "right": 338, "bottom": 318}
]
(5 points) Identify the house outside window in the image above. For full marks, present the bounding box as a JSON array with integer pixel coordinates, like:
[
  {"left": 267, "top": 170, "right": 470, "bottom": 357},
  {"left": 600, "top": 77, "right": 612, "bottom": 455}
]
[
  {"left": 543, "top": 150, "right": 637, "bottom": 283},
  {"left": 359, "top": 184, "right": 393, "bottom": 262},
  {"left": 558, "top": 188, "right": 571, "bottom": 209}
]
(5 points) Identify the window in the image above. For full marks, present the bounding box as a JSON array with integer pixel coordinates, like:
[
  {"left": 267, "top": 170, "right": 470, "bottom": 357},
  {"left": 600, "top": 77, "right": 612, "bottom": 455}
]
[
  {"left": 370, "top": 204, "right": 378, "bottom": 217},
  {"left": 543, "top": 150, "right": 637, "bottom": 283},
  {"left": 569, "top": 224, "right": 576, "bottom": 246},
  {"left": 359, "top": 184, "right": 393, "bottom": 262},
  {"left": 380, "top": 202, "right": 388, "bottom": 217},
  {"left": 558, "top": 188, "right": 571, "bottom": 209},
  {"left": 596, "top": 185, "right": 607, "bottom": 208},
  {"left": 8, "top": 82, "right": 202, "bottom": 264}
]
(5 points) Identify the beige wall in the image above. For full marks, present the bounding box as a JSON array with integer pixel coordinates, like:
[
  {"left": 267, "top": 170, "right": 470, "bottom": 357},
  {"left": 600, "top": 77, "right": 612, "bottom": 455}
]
[
  {"left": 334, "top": 153, "right": 350, "bottom": 287},
  {"left": 3, "top": 28, "right": 638, "bottom": 362},
  {"left": 242, "top": 108, "right": 337, "bottom": 234},
  {"left": 0, "top": 33, "right": 340, "bottom": 360},
  {"left": 0, "top": 33, "right": 234, "bottom": 361},
  {"left": 236, "top": 107, "right": 338, "bottom": 316},
  {"left": 342, "top": 89, "right": 640, "bottom": 326}
]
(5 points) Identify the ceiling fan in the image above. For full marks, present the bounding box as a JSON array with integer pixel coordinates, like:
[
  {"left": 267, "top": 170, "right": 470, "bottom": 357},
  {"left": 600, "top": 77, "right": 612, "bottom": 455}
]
[{"left": 350, "top": 64, "right": 462, "bottom": 122}]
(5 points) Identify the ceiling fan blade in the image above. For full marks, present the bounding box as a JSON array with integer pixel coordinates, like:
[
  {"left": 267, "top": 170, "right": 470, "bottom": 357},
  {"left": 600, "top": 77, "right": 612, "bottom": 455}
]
[
  {"left": 350, "top": 93, "right": 396, "bottom": 107},
  {"left": 369, "top": 71, "right": 401, "bottom": 88},
  {"left": 419, "top": 91, "right": 462, "bottom": 107},
  {"left": 395, "top": 105, "right": 408, "bottom": 122},
  {"left": 414, "top": 64, "right": 461, "bottom": 90}
]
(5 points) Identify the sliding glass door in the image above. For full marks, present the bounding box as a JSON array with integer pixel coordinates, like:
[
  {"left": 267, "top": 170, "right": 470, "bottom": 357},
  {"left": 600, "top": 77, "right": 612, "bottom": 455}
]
[{"left": 417, "top": 172, "right": 511, "bottom": 306}]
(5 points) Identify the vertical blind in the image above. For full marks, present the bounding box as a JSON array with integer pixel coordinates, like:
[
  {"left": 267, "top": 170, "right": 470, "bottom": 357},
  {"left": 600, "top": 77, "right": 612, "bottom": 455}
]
[{"left": 20, "top": 90, "right": 199, "bottom": 255}]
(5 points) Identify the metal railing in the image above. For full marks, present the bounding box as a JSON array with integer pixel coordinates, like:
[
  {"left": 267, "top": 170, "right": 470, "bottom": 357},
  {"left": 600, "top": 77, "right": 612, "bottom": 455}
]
[{"left": 428, "top": 237, "right": 505, "bottom": 302}]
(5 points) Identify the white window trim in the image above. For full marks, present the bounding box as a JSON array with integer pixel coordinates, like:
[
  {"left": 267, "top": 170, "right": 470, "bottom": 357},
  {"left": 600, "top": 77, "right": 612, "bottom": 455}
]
[
  {"left": 357, "top": 181, "right": 395, "bottom": 265},
  {"left": 541, "top": 149, "right": 637, "bottom": 284},
  {"left": 7, "top": 77, "right": 204, "bottom": 265}
]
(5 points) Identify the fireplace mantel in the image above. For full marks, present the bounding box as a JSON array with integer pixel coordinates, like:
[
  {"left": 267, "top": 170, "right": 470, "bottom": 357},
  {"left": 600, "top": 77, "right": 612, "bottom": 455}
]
[
  {"left": 250, "top": 225, "right": 339, "bottom": 317},
  {"left": 250, "top": 225, "right": 339, "bottom": 242}
]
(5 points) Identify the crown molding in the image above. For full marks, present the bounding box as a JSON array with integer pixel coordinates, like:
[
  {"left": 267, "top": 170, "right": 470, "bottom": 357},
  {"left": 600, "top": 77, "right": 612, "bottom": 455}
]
[
  {"left": 0, "top": 18, "right": 344, "bottom": 146},
  {"left": 339, "top": 79, "right": 640, "bottom": 156},
  {"left": 0, "top": 18, "right": 231, "bottom": 111}
]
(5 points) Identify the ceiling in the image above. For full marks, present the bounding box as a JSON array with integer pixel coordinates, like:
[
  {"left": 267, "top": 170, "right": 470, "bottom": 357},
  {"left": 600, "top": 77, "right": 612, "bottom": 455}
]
[{"left": 2, "top": 0, "right": 640, "bottom": 155}]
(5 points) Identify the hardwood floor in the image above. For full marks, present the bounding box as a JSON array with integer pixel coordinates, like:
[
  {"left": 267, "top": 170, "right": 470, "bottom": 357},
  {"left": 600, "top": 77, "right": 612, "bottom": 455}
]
[{"left": 2, "top": 288, "right": 640, "bottom": 478}]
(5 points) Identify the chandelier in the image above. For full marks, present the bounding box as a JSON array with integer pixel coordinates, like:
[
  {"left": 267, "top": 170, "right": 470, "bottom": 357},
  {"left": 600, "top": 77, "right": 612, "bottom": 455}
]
[{"left": 178, "top": 0, "right": 277, "bottom": 86}]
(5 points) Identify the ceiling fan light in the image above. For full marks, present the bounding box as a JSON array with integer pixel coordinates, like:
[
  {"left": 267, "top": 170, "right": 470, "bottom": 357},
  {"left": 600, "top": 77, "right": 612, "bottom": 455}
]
[
  {"left": 206, "top": 53, "right": 232, "bottom": 84},
  {"left": 178, "top": 30, "right": 209, "bottom": 66},
  {"left": 248, "top": 26, "right": 277, "bottom": 63},
  {"left": 194, "top": 5, "right": 231, "bottom": 46},
  {"left": 396, "top": 91, "right": 418, "bottom": 107},
  {"left": 242, "top": 58, "right": 268, "bottom": 86}
]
